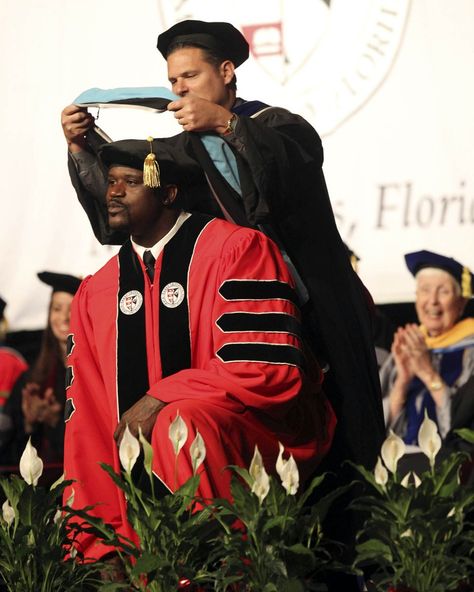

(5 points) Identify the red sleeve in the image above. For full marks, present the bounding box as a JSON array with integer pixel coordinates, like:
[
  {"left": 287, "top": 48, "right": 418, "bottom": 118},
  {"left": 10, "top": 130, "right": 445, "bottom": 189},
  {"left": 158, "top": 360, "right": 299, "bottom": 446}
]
[
  {"left": 0, "top": 349, "right": 28, "bottom": 407},
  {"left": 63, "top": 276, "right": 134, "bottom": 560},
  {"left": 147, "top": 229, "right": 306, "bottom": 420}
]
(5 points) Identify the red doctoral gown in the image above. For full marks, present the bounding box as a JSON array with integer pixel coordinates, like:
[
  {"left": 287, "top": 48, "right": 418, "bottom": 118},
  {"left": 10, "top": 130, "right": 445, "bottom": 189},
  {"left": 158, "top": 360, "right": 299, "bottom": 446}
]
[{"left": 64, "top": 214, "right": 335, "bottom": 559}]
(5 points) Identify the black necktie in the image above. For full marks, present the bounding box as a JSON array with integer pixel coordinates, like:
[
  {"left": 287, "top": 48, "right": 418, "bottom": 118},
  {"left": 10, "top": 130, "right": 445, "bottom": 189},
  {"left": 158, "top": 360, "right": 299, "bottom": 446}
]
[{"left": 143, "top": 250, "right": 156, "bottom": 283}]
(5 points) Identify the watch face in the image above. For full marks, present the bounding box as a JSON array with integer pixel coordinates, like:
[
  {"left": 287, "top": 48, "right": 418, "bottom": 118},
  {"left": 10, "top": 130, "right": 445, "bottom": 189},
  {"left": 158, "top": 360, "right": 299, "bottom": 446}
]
[{"left": 229, "top": 114, "right": 237, "bottom": 132}]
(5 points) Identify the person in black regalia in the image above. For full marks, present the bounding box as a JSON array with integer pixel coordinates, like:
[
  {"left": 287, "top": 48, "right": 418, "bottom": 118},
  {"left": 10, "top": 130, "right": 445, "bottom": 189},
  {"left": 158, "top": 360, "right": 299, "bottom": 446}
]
[
  {"left": 0, "top": 272, "right": 81, "bottom": 482},
  {"left": 60, "top": 20, "right": 384, "bottom": 585}
]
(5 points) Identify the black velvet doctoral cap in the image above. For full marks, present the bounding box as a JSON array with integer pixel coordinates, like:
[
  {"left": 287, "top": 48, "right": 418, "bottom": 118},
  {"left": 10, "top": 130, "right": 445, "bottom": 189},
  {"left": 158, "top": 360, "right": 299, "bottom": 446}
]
[
  {"left": 37, "top": 272, "right": 82, "bottom": 295},
  {"left": 98, "top": 138, "right": 203, "bottom": 188},
  {"left": 157, "top": 20, "right": 249, "bottom": 67},
  {"left": 0, "top": 295, "right": 6, "bottom": 318},
  {"left": 405, "top": 249, "right": 474, "bottom": 298}
]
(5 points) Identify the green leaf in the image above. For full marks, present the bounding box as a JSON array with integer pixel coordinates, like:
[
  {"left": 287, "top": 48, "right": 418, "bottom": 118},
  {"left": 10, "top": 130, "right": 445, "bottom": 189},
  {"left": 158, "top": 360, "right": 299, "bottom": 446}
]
[
  {"left": 454, "top": 428, "right": 474, "bottom": 443},
  {"left": 227, "top": 464, "right": 254, "bottom": 488},
  {"left": 279, "top": 579, "right": 306, "bottom": 592},
  {"left": 99, "top": 463, "right": 129, "bottom": 493},
  {"left": 262, "top": 515, "right": 295, "bottom": 533},
  {"left": 298, "top": 473, "right": 326, "bottom": 506},
  {"left": 132, "top": 551, "right": 164, "bottom": 574},
  {"left": 99, "top": 584, "right": 129, "bottom": 591},
  {"left": 355, "top": 538, "right": 393, "bottom": 563},
  {"left": 175, "top": 473, "right": 200, "bottom": 498},
  {"left": 311, "top": 482, "right": 354, "bottom": 522},
  {"left": 262, "top": 583, "right": 279, "bottom": 591}
]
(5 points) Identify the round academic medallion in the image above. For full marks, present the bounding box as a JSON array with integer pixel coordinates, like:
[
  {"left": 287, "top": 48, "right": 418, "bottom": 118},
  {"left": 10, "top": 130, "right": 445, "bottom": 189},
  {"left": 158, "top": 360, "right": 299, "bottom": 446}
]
[
  {"left": 119, "top": 290, "right": 144, "bottom": 315},
  {"left": 161, "top": 282, "right": 185, "bottom": 308}
]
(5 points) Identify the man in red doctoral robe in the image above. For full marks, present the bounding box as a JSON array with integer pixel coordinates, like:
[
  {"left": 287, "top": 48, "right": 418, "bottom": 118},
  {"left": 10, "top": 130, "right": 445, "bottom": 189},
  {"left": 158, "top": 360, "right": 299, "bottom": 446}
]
[{"left": 63, "top": 138, "right": 336, "bottom": 559}]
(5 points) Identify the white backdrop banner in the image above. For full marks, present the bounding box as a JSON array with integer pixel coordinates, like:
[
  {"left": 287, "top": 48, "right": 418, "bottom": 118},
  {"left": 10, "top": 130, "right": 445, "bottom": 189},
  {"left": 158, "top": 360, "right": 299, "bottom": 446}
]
[{"left": 1, "top": 0, "right": 473, "bottom": 330}]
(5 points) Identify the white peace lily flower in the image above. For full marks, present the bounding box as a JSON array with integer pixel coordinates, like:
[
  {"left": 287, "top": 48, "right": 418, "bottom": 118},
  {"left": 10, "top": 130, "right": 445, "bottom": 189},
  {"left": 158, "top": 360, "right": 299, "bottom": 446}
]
[
  {"left": 400, "top": 471, "right": 422, "bottom": 488},
  {"left": 374, "top": 456, "right": 389, "bottom": 487},
  {"left": 53, "top": 509, "right": 63, "bottom": 525},
  {"left": 280, "top": 454, "right": 299, "bottom": 495},
  {"left": 275, "top": 442, "right": 287, "bottom": 479},
  {"left": 119, "top": 425, "right": 140, "bottom": 473},
  {"left": 413, "top": 472, "right": 421, "bottom": 488},
  {"left": 2, "top": 500, "right": 15, "bottom": 526},
  {"left": 447, "top": 506, "right": 456, "bottom": 518},
  {"left": 19, "top": 437, "right": 44, "bottom": 486},
  {"left": 138, "top": 426, "right": 154, "bottom": 476},
  {"left": 168, "top": 413, "right": 188, "bottom": 456},
  {"left": 189, "top": 430, "right": 206, "bottom": 474},
  {"left": 381, "top": 429, "right": 406, "bottom": 474},
  {"left": 249, "top": 445, "right": 270, "bottom": 503},
  {"left": 70, "top": 545, "right": 77, "bottom": 559},
  {"left": 50, "top": 473, "right": 64, "bottom": 491},
  {"left": 252, "top": 468, "right": 270, "bottom": 503},
  {"left": 249, "top": 445, "right": 264, "bottom": 482},
  {"left": 66, "top": 487, "right": 75, "bottom": 507},
  {"left": 418, "top": 412, "right": 441, "bottom": 467},
  {"left": 400, "top": 528, "right": 413, "bottom": 538}
]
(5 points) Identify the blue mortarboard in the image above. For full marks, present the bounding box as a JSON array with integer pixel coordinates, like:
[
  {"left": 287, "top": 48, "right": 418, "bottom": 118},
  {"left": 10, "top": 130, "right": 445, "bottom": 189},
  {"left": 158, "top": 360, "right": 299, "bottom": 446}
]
[
  {"left": 73, "top": 87, "right": 177, "bottom": 111},
  {"left": 72, "top": 86, "right": 242, "bottom": 196},
  {"left": 405, "top": 250, "right": 474, "bottom": 298}
]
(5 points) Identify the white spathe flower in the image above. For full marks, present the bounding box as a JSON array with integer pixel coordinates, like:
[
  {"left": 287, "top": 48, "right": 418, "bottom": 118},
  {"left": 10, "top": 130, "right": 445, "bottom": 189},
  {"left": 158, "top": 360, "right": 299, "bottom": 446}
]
[
  {"left": 418, "top": 412, "right": 441, "bottom": 467},
  {"left": 447, "top": 506, "right": 456, "bottom": 518},
  {"left": 249, "top": 445, "right": 270, "bottom": 503},
  {"left": 66, "top": 487, "right": 75, "bottom": 507},
  {"left": 413, "top": 472, "right": 421, "bottom": 488},
  {"left": 374, "top": 456, "right": 389, "bottom": 487},
  {"left": 50, "top": 473, "right": 64, "bottom": 491},
  {"left": 169, "top": 412, "right": 188, "bottom": 456},
  {"left": 249, "top": 445, "right": 265, "bottom": 482},
  {"left": 381, "top": 429, "right": 406, "bottom": 474},
  {"left": 252, "top": 469, "right": 270, "bottom": 503},
  {"left": 19, "top": 437, "right": 44, "bottom": 486},
  {"left": 53, "top": 509, "right": 63, "bottom": 525},
  {"left": 400, "top": 528, "right": 413, "bottom": 538},
  {"left": 276, "top": 442, "right": 299, "bottom": 494},
  {"left": 276, "top": 442, "right": 287, "bottom": 478},
  {"left": 280, "top": 454, "right": 299, "bottom": 495},
  {"left": 189, "top": 430, "right": 206, "bottom": 474},
  {"left": 119, "top": 425, "right": 140, "bottom": 473},
  {"left": 138, "top": 426, "right": 154, "bottom": 477},
  {"left": 400, "top": 471, "right": 422, "bottom": 488},
  {"left": 2, "top": 500, "right": 15, "bottom": 526}
]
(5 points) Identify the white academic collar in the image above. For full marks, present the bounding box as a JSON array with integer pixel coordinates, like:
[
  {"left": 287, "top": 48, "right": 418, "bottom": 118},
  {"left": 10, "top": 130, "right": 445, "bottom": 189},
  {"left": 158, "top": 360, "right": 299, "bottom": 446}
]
[{"left": 131, "top": 211, "right": 191, "bottom": 261}]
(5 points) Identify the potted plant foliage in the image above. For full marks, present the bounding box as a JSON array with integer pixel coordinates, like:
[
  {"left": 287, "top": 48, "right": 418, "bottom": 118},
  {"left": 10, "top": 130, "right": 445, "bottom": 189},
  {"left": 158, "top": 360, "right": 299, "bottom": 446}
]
[{"left": 351, "top": 415, "right": 474, "bottom": 592}]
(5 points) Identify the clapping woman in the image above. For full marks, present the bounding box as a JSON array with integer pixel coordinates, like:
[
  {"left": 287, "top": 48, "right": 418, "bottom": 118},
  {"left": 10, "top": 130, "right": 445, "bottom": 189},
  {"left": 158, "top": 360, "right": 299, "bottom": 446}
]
[
  {"left": 0, "top": 272, "right": 81, "bottom": 477},
  {"left": 380, "top": 250, "right": 474, "bottom": 466}
]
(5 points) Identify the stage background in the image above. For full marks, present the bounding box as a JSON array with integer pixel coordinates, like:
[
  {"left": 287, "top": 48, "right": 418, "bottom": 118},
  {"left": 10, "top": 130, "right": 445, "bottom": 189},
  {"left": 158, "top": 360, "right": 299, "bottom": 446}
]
[{"left": 1, "top": 0, "right": 473, "bottom": 331}]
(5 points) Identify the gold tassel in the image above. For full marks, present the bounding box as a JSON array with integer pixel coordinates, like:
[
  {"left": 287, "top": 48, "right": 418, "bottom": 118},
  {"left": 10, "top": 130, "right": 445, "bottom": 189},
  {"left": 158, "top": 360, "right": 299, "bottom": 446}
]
[
  {"left": 461, "top": 266, "right": 472, "bottom": 298},
  {"left": 350, "top": 253, "right": 358, "bottom": 272},
  {"left": 143, "top": 136, "right": 161, "bottom": 188}
]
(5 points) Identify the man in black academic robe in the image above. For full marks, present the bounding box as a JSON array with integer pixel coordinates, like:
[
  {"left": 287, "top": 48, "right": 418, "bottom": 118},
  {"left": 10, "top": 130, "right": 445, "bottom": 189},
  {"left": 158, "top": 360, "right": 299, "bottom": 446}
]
[{"left": 60, "top": 23, "right": 384, "bottom": 582}]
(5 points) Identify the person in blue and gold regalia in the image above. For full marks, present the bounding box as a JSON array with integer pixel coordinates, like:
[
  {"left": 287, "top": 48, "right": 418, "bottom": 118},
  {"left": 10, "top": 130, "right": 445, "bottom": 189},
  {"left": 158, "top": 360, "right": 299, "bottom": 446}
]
[{"left": 381, "top": 250, "right": 474, "bottom": 469}]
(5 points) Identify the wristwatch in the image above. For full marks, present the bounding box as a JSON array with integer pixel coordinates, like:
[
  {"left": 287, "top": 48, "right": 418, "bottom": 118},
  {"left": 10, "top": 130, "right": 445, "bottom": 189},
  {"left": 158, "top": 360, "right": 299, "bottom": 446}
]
[
  {"left": 223, "top": 113, "right": 238, "bottom": 135},
  {"left": 429, "top": 378, "right": 444, "bottom": 391}
]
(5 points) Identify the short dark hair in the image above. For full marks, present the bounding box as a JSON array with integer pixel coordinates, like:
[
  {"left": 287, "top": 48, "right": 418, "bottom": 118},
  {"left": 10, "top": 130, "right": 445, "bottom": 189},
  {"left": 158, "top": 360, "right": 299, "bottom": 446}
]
[{"left": 167, "top": 42, "right": 237, "bottom": 91}]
